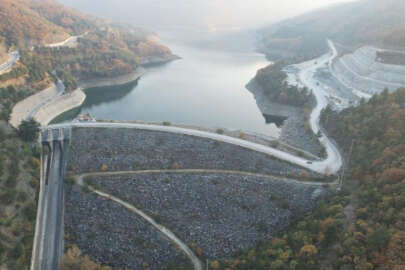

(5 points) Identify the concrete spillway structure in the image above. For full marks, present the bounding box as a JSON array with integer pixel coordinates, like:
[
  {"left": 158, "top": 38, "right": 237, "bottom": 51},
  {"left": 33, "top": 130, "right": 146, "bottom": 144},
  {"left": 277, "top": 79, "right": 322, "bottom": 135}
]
[{"left": 31, "top": 128, "right": 71, "bottom": 270}]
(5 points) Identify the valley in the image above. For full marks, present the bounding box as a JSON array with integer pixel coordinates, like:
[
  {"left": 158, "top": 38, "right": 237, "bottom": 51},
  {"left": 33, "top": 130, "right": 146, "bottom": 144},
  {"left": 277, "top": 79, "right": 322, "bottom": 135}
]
[{"left": 0, "top": 0, "right": 404, "bottom": 269}]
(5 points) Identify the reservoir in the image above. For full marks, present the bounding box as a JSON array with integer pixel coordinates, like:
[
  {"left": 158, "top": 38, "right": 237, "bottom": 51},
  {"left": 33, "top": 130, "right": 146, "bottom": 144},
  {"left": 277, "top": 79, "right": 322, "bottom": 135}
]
[{"left": 62, "top": 31, "right": 280, "bottom": 136}]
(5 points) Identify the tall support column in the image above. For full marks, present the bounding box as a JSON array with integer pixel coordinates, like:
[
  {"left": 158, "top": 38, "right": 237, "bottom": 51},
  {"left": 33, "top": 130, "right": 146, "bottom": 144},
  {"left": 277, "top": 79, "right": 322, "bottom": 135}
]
[{"left": 31, "top": 128, "right": 70, "bottom": 270}]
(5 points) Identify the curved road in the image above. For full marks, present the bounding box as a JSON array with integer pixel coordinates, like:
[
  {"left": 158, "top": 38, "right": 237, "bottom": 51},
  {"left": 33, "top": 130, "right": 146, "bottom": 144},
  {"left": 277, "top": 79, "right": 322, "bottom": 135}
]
[
  {"left": 74, "top": 173, "right": 203, "bottom": 270},
  {"left": 76, "top": 169, "right": 338, "bottom": 187},
  {"left": 328, "top": 40, "right": 373, "bottom": 99},
  {"left": 0, "top": 51, "right": 19, "bottom": 74},
  {"left": 48, "top": 120, "right": 338, "bottom": 175},
  {"left": 46, "top": 32, "right": 88, "bottom": 48}
]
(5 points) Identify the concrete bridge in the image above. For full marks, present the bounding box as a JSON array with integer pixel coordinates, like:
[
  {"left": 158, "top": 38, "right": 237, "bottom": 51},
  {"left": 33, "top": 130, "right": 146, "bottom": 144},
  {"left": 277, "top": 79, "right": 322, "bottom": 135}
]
[{"left": 31, "top": 128, "right": 71, "bottom": 270}]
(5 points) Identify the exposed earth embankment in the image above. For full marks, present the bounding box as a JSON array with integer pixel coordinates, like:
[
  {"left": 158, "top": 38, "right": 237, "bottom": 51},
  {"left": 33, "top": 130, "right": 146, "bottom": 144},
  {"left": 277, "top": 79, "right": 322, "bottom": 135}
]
[
  {"left": 247, "top": 79, "right": 323, "bottom": 157},
  {"left": 332, "top": 46, "right": 405, "bottom": 95}
]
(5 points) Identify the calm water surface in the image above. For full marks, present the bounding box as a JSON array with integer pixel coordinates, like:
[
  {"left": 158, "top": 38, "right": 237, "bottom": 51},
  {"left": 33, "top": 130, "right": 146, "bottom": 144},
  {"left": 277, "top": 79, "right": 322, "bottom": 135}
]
[{"left": 64, "top": 39, "right": 280, "bottom": 136}]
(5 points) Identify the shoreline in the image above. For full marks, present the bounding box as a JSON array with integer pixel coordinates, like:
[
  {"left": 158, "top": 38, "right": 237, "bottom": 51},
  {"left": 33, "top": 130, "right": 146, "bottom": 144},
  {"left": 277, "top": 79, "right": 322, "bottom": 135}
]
[
  {"left": 32, "top": 54, "right": 179, "bottom": 126},
  {"left": 246, "top": 78, "right": 299, "bottom": 118},
  {"left": 10, "top": 67, "right": 147, "bottom": 127},
  {"left": 9, "top": 50, "right": 178, "bottom": 128},
  {"left": 246, "top": 78, "right": 324, "bottom": 157},
  {"left": 77, "top": 67, "right": 146, "bottom": 90}
]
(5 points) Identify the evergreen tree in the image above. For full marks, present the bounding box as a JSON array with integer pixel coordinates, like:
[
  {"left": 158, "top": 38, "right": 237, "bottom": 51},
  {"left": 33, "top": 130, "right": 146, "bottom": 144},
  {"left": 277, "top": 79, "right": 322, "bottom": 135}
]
[{"left": 18, "top": 118, "right": 40, "bottom": 142}]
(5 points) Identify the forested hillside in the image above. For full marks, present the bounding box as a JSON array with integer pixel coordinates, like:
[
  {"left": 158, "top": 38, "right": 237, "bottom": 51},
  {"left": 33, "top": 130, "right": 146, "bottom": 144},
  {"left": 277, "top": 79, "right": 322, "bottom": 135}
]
[
  {"left": 217, "top": 89, "right": 405, "bottom": 269},
  {"left": 259, "top": 0, "right": 405, "bottom": 60},
  {"left": 320, "top": 89, "right": 405, "bottom": 269},
  {"left": 0, "top": 0, "right": 97, "bottom": 49},
  {"left": 0, "top": 0, "right": 69, "bottom": 48},
  {"left": 0, "top": 0, "right": 178, "bottom": 263},
  {"left": 0, "top": 83, "right": 110, "bottom": 269},
  {"left": 251, "top": 62, "right": 314, "bottom": 107},
  {"left": 0, "top": 86, "right": 41, "bottom": 269},
  {"left": 0, "top": 0, "right": 176, "bottom": 91}
]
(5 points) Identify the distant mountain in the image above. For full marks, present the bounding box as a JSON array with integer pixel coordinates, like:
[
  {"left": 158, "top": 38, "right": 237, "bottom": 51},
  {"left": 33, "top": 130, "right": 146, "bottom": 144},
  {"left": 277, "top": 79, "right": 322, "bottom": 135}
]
[{"left": 259, "top": 0, "right": 405, "bottom": 60}]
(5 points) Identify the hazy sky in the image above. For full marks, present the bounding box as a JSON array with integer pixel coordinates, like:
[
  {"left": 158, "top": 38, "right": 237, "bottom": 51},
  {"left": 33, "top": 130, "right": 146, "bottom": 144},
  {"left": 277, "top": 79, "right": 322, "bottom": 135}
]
[{"left": 60, "top": 0, "right": 356, "bottom": 32}]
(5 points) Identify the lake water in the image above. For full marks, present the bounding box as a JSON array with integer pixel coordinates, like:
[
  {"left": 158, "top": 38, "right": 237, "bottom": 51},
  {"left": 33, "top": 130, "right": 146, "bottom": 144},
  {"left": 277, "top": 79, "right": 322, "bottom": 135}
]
[{"left": 62, "top": 34, "right": 281, "bottom": 136}]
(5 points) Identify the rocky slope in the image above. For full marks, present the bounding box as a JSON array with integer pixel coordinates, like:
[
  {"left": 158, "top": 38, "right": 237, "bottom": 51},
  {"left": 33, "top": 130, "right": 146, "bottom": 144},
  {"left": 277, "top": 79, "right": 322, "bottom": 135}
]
[{"left": 332, "top": 46, "right": 405, "bottom": 95}]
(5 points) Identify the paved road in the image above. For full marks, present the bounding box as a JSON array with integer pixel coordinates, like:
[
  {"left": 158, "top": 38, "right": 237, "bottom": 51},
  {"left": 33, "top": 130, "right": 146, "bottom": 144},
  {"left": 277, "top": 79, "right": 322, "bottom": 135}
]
[
  {"left": 0, "top": 51, "right": 19, "bottom": 74},
  {"left": 292, "top": 41, "right": 343, "bottom": 175},
  {"left": 75, "top": 173, "right": 203, "bottom": 270},
  {"left": 48, "top": 120, "right": 339, "bottom": 175},
  {"left": 27, "top": 80, "right": 65, "bottom": 120}
]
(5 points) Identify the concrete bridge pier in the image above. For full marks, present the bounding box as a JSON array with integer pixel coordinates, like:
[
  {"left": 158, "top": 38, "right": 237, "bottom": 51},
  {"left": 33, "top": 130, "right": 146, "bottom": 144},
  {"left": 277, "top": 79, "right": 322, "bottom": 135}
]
[{"left": 31, "top": 128, "right": 71, "bottom": 270}]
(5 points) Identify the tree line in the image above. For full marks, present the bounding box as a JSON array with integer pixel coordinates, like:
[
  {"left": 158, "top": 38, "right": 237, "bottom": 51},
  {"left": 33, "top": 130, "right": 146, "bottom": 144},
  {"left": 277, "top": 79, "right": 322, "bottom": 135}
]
[
  {"left": 216, "top": 88, "right": 405, "bottom": 269},
  {"left": 254, "top": 61, "right": 314, "bottom": 108}
]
